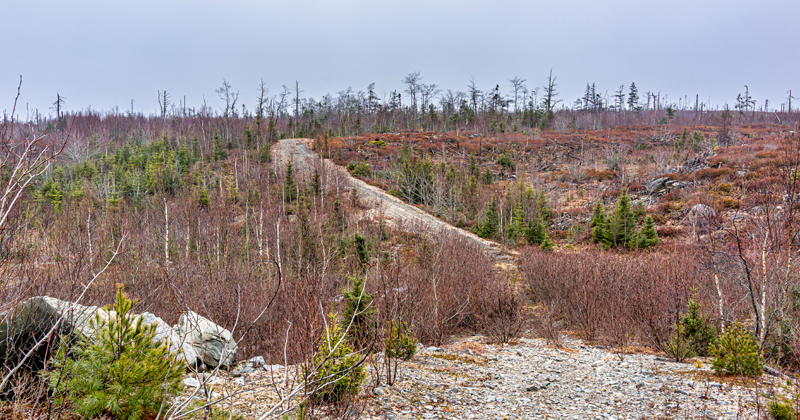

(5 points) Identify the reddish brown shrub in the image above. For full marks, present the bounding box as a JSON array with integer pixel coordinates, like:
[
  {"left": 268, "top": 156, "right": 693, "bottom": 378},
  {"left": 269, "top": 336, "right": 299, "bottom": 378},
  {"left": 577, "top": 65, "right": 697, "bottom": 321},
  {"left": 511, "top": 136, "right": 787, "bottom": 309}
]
[
  {"left": 693, "top": 167, "right": 735, "bottom": 180},
  {"left": 656, "top": 225, "right": 679, "bottom": 237},
  {"left": 521, "top": 248, "right": 703, "bottom": 351},
  {"left": 586, "top": 169, "right": 615, "bottom": 181}
]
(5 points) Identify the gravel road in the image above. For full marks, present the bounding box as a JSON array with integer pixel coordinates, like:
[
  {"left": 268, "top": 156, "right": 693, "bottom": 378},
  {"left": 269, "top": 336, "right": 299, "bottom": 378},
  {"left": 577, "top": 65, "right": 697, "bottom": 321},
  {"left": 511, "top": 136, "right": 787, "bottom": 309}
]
[{"left": 274, "top": 138, "right": 511, "bottom": 262}]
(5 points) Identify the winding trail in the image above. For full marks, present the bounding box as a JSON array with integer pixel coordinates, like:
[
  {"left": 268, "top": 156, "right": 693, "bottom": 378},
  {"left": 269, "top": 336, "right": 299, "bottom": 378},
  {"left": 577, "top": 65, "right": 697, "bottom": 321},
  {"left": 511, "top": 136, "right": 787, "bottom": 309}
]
[{"left": 274, "top": 138, "right": 516, "bottom": 264}]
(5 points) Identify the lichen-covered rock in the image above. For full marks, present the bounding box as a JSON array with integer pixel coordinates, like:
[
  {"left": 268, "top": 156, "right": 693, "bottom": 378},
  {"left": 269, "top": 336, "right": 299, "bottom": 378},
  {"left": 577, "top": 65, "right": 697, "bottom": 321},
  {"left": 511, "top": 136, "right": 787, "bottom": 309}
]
[
  {"left": 174, "top": 311, "right": 237, "bottom": 369},
  {"left": 0, "top": 297, "right": 199, "bottom": 369}
]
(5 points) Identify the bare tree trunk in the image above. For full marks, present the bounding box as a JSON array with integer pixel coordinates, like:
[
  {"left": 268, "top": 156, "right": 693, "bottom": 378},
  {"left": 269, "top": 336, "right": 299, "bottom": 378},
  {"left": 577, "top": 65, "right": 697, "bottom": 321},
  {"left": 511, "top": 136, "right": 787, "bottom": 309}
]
[
  {"left": 713, "top": 272, "right": 725, "bottom": 332},
  {"left": 164, "top": 197, "right": 170, "bottom": 264},
  {"left": 760, "top": 234, "right": 768, "bottom": 343}
]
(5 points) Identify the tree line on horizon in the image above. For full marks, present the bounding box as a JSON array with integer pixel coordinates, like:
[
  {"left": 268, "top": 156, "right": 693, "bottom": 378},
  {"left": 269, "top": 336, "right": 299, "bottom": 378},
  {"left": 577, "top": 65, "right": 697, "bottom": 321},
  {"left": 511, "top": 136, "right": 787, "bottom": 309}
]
[{"left": 10, "top": 72, "right": 797, "bottom": 139}]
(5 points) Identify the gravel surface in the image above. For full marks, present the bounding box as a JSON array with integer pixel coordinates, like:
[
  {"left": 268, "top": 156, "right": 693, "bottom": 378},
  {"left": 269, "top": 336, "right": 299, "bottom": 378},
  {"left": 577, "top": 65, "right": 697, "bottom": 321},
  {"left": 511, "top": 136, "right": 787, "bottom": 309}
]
[{"left": 184, "top": 335, "right": 771, "bottom": 419}]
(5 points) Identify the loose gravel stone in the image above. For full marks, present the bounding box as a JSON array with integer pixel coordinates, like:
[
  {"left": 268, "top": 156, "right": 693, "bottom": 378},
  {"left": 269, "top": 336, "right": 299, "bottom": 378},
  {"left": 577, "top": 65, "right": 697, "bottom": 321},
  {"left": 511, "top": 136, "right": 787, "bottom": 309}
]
[{"left": 190, "top": 335, "right": 785, "bottom": 419}]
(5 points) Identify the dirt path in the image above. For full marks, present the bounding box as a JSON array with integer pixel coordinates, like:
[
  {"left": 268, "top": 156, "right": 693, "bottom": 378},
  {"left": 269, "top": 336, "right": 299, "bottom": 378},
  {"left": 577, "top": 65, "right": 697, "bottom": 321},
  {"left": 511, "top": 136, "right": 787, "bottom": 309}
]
[{"left": 274, "top": 138, "right": 516, "bottom": 265}]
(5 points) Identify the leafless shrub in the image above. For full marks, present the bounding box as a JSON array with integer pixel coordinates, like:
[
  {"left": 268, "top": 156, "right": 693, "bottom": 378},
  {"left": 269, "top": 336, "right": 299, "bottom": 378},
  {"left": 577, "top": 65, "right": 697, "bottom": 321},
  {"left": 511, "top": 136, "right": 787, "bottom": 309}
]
[
  {"left": 522, "top": 247, "right": 700, "bottom": 351},
  {"left": 372, "top": 227, "right": 499, "bottom": 346},
  {"left": 480, "top": 281, "right": 523, "bottom": 343},
  {"left": 531, "top": 302, "right": 562, "bottom": 347}
]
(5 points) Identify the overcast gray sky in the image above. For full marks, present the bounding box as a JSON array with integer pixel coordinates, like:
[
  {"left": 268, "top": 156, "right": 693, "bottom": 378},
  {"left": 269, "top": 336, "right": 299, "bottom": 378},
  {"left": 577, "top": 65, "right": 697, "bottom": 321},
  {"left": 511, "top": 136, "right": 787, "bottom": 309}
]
[{"left": 3, "top": 0, "right": 798, "bottom": 117}]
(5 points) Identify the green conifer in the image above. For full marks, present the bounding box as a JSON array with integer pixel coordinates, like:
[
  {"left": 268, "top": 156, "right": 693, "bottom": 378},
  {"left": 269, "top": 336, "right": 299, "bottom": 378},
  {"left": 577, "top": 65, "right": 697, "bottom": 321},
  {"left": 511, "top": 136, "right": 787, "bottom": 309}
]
[
  {"left": 305, "top": 315, "right": 366, "bottom": 404},
  {"left": 590, "top": 201, "right": 610, "bottom": 246},
  {"left": 198, "top": 187, "right": 209, "bottom": 208},
  {"left": 637, "top": 215, "right": 659, "bottom": 248},
  {"left": 310, "top": 168, "right": 321, "bottom": 196},
  {"left": 212, "top": 130, "right": 226, "bottom": 161},
  {"left": 342, "top": 275, "right": 375, "bottom": 349},
  {"left": 507, "top": 202, "right": 525, "bottom": 242},
  {"left": 260, "top": 142, "right": 272, "bottom": 163},
  {"left": 483, "top": 167, "right": 493, "bottom": 185},
  {"left": 48, "top": 285, "right": 183, "bottom": 420},
  {"left": 266, "top": 115, "right": 278, "bottom": 143},
  {"left": 476, "top": 199, "right": 499, "bottom": 239},
  {"left": 612, "top": 188, "right": 636, "bottom": 247},
  {"left": 284, "top": 161, "right": 297, "bottom": 202}
]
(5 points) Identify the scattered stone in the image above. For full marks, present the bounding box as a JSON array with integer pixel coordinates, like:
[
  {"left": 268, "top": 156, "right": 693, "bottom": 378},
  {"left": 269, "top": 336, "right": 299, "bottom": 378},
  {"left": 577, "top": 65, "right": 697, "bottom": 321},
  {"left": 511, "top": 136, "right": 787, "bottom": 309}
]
[
  {"left": 182, "top": 377, "right": 200, "bottom": 388},
  {"left": 249, "top": 356, "right": 266, "bottom": 368},
  {"left": 193, "top": 335, "right": 768, "bottom": 420},
  {"left": 645, "top": 177, "right": 669, "bottom": 193}
]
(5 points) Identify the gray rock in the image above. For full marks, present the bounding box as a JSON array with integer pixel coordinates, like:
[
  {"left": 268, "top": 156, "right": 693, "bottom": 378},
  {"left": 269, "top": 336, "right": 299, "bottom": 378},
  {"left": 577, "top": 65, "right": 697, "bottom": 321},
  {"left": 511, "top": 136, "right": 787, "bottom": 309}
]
[
  {"left": 687, "top": 204, "right": 715, "bottom": 224},
  {"left": 646, "top": 177, "right": 669, "bottom": 193},
  {"left": 182, "top": 377, "right": 201, "bottom": 388},
  {"left": 174, "top": 311, "right": 237, "bottom": 369},
  {"left": 373, "top": 386, "right": 386, "bottom": 396},
  {"left": 0, "top": 297, "right": 199, "bottom": 368},
  {"left": 0, "top": 297, "right": 101, "bottom": 354},
  {"left": 140, "top": 311, "right": 199, "bottom": 367},
  {"left": 249, "top": 356, "right": 266, "bottom": 368}
]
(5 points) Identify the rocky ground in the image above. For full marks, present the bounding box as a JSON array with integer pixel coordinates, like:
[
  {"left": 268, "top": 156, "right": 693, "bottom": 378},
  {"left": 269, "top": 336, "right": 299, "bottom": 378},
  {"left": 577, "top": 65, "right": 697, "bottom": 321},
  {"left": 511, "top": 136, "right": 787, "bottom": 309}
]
[{"left": 185, "top": 335, "right": 781, "bottom": 420}]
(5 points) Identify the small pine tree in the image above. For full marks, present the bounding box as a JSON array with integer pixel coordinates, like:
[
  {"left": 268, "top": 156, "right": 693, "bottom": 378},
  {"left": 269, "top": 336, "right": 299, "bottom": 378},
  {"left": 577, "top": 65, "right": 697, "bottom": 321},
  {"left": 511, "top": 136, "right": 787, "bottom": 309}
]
[
  {"left": 538, "top": 232, "right": 555, "bottom": 251},
  {"left": 535, "top": 190, "right": 550, "bottom": 221},
  {"left": 41, "top": 179, "right": 63, "bottom": 211},
  {"left": 212, "top": 130, "right": 226, "bottom": 161},
  {"left": 331, "top": 197, "right": 345, "bottom": 232},
  {"left": 496, "top": 152, "right": 515, "bottom": 170},
  {"left": 198, "top": 187, "right": 210, "bottom": 208},
  {"left": 353, "top": 233, "right": 369, "bottom": 267},
  {"left": 468, "top": 154, "right": 479, "bottom": 177},
  {"left": 590, "top": 200, "right": 603, "bottom": 229},
  {"left": 342, "top": 275, "right": 375, "bottom": 349},
  {"left": 507, "top": 202, "right": 525, "bottom": 242},
  {"left": 476, "top": 199, "right": 499, "bottom": 239},
  {"left": 350, "top": 186, "right": 359, "bottom": 208},
  {"left": 590, "top": 201, "right": 611, "bottom": 246},
  {"left": 637, "top": 215, "right": 659, "bottom": 248},
  {"left": 48, "top": 285, "right": 183, "bottom": 420},
  {"left": 483, "top": 167, "right": 493, "bottom": 185},
  {"left": 612, "top": 188, "right": 636, "bottom": 247},
  {"left": 260, "top": 143, "right": 271, "bottom": 163},
  {"left": 679, "top": 293, "right": 717, "bottom": 356},
  {"left": 711, "top": 322, "right": 764, "bottom": 376},
  {"left": 310, "top": 168, "right": 321, "bottom": 196},
  {"left": 305, "top": 315, "right": 366, "bottom": 404},
  {"left": 245, "top": 126, "right": 253, "bottom": 148},
  {"left": 107, "top": 191, "right": 120, "bottom": 211},
  {"left": 692, "top": 131, "right": 705, "bottom": 153},
  {"left": 284, "top": 161, "right": 297, "bottom": 202},
  {"left": 524, "top": 219, "right": 547, "bottom": 246},
  {"left": 267, "top": 115, "right": 278, "bottom": 143}
]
